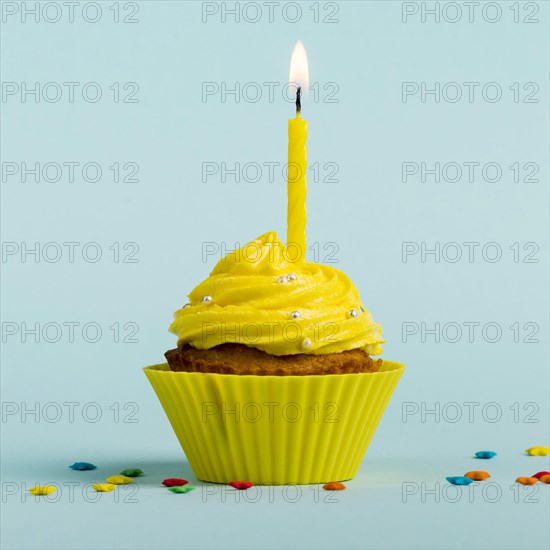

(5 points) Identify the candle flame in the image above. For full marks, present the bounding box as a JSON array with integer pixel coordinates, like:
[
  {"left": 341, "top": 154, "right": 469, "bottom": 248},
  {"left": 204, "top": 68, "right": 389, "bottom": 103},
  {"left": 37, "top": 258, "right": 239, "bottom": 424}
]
[{"left": 289, "top": 41, "right": 309, "bottom": 91}]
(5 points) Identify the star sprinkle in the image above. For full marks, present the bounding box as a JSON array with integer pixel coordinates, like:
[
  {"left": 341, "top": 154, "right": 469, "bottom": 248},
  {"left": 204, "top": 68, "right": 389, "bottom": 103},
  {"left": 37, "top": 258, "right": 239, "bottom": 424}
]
[
  {"left": 91, "top": 483, "right": 117, "bottom": 492},
  {"left": 464, "top": 471, "right": 491, "bottom": 481},
  {"left": 475, "top": 451, "right": 497, "bottom": 459},
  {"left": 516, "top": 477, "right": 538, "bottom": 485},
  {"left": 532, "top": 471, "right": 550, "bottom": 480},
  {"left": 446, "top": 476, "right": 474, "bottom": 486},
  {"left": 168, "top": 485, "right": 195, "bottom": 494},
  {"left": 69, "top": 462, "right": 97, "bottom": 470},
  {"left": 162, "top": 478, "right": 189, "bottom": 487},
  {"left": 29, "top": 486, "right": 57, "bottom": 496},
  {"left": 525, "top": 446, "right": 550, "bottom": 456},
  {"left": 228, "top": 481, "right": 253, "bottom": 490},
  {"left": 120, "top": 469, "right": 143, "bottom": 477},
  {"left": 105, "top": 475, "right": 133, "bottom": 485},
  {"left": 323, "top": 482, "right": 346, "bottom": 491}
]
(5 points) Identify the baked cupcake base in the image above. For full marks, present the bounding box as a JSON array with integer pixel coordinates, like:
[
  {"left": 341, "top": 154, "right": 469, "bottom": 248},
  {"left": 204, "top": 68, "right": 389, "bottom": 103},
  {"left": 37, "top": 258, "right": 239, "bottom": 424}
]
[{"left": 165, "top": 343, "right": 382, "bottom": 375}]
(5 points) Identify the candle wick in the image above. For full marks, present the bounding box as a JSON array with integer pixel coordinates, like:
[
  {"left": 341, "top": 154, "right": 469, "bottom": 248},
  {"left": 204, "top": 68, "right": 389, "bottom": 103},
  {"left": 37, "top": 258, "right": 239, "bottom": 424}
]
[{"left": 296, "top": 87, "right": 301, "bottom": 114}]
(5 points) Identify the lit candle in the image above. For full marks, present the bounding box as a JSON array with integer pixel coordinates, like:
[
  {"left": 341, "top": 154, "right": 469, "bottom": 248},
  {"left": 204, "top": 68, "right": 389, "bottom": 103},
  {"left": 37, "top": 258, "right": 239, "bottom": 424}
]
[{"left": 287, "top": 41, "right": 309, "bottom": 262}]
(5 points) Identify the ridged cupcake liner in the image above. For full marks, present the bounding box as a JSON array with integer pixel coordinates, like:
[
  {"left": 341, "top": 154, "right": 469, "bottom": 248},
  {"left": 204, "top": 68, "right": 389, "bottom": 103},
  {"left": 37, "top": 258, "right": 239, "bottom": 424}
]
[{"left": 144, "top": 361, "right": 405, "bottom": 484}]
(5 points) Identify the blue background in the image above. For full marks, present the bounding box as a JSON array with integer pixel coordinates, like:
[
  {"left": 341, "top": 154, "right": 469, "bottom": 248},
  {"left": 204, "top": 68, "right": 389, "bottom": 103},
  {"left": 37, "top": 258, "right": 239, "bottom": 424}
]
[{"left": 1, "top": 1, "right": 549, "bottom": 549}]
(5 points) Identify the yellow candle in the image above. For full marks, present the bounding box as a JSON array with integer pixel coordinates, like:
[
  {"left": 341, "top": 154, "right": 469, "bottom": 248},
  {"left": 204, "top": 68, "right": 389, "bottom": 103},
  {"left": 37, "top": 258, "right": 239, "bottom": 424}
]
[
  {"left": 287, "top": 108, "right": 308, "bottom": 261},
  {"left": 287, "top": 41, "right": 309, "bottom": 263}
]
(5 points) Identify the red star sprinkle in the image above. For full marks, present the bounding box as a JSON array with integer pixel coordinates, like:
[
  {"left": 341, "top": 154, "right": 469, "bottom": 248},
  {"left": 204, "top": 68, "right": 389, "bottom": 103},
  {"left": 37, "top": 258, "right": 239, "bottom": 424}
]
[
  {"left": 532, "top": 471, "right": 550, "bottom": 479},
  {"left": 228, "top": 481, "right": 253, "bottom": 490},
  {"left": 162, "top": 478, "right": 189, "bottom": 487}
]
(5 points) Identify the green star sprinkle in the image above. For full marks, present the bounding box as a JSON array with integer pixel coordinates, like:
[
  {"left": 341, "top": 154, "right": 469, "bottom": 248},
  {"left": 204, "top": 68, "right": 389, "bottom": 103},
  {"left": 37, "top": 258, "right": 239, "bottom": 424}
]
[
  {"left": 168, "top": 485, "right": 195, "bottom": 494},
  {"left": 120, "top": 469, "right": 143, "bottom": 477}
]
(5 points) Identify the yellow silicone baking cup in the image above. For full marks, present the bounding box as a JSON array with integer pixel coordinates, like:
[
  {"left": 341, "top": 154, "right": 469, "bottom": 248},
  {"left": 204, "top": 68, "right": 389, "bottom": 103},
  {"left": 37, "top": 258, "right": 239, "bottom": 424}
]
[{"left": 144, "top": 361, "right": 405, "bottom": 484}]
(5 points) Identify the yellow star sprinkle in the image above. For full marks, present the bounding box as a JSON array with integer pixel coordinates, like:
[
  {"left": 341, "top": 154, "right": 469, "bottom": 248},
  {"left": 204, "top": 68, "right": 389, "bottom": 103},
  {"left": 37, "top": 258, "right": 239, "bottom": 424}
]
[
  {"left": 105, "top": 475, "right": 133, "bottom": 485},
  {"left": 29, "top": 486, "right": 57, "bottom": 496},
  {"left": 92, "top": 483, "right": 117, "bottom": 492},
  {"left": 525, "top": 446, "right": 550, "bottom": 456}
]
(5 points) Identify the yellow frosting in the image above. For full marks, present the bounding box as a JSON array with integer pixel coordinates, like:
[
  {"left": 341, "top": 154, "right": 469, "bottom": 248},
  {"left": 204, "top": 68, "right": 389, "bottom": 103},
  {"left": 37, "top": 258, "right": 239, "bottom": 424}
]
[{"left": 169, "top": 232, "right": 384, "bottom": 356}]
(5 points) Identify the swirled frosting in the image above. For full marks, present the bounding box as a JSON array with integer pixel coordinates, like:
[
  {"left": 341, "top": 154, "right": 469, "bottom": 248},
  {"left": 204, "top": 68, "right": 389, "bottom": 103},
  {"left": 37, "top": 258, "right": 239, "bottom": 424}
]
[{"left": 169, "top": 232, "right": 384, "bottom": 356}]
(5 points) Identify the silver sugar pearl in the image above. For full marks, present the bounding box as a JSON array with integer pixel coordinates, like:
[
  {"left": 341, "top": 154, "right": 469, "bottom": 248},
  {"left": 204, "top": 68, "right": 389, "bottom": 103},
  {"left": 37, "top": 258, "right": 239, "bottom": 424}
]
[
  {"left": 301, "top": 338, "right": 312, "bottom": 350},
  {"left": 349, "top": 309, "right": 359, "bottom": 318},
  {"left": 201, "top": 295, "right": 213, "bottom": 304},
  {"left": 277, "top": 276, "right": 288, "bottom": 283},
  {"left": 291, "top": 311, "right": 301, "bottom": 319},
  {"left": 287, "top": 273, "right": 297, "bottom": 281}
]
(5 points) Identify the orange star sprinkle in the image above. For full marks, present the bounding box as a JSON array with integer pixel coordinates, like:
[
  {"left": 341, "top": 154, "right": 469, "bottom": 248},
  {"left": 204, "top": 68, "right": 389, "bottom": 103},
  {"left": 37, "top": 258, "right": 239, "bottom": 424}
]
[
  {"left": 516, "top": 477, "right": 538, "bottom": 485},
  {"left": 322, "top": 481, "right": 346, "bottom": 491},
  {"left": 464, "top": 471, "right": 490, "bottom": 481}
]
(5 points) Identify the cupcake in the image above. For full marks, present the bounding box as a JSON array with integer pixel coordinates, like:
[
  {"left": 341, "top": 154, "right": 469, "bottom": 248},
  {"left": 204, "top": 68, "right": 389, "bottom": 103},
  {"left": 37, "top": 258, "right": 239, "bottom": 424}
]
[
  {"left": 144, "top": 231, "right": 404, "bottom": 484},
  {"left": 144, "top": 42, "right": 404, "bottom": 484}
]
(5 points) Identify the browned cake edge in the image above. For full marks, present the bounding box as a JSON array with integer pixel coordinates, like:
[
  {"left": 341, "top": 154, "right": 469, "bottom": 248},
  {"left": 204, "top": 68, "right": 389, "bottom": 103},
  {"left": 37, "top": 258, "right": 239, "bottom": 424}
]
[{"left": 165, "top": 343, "right": 382, "bottom": 376}]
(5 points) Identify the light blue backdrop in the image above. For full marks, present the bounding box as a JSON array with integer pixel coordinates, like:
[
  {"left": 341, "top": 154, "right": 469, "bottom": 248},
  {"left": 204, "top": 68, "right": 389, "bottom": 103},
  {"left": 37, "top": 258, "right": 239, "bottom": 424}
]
[{"left": 1, "top": 1, "right": 548, "bottom": 549}]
